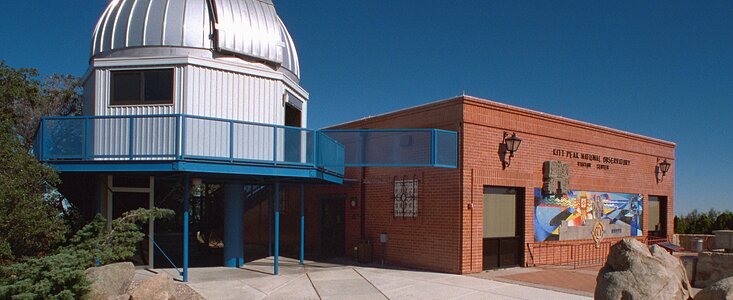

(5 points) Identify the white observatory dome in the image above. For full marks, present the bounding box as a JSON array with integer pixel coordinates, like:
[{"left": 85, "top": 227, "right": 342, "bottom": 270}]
[{"left": 90, "top": 0, "right": 300, "bottom": 78}]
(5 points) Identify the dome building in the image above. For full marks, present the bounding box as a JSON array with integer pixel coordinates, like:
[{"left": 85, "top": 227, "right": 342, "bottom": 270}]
[
  {"left": 50, "top": 0, "right": 328, "bottom": 281},
  {"left": 84, "top": 0, "right": 305, "bottom": 135},
  {"left": 36, "top": 0, "right": 458, "bottom": 283}
]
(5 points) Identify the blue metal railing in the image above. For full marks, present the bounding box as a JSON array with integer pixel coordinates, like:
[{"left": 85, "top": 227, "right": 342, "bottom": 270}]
[
  {"left": 35, "top": 115, "right": 459, "bottom": 174},
  {"left": 320, "top": 129, "right": 458, "bottom": 168},
  {"left": 37, "top": 114, "right": 345, "bottom": 176}
]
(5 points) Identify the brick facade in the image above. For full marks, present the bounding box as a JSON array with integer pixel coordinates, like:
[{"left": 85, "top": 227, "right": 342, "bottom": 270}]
[{"left": 303, "top": 95, "right": 675, "bottom": 274}]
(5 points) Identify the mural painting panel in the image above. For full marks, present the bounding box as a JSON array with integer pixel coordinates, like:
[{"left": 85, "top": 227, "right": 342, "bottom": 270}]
[{"left": 534, "top": 188, "right": 643, "bottom": 242}]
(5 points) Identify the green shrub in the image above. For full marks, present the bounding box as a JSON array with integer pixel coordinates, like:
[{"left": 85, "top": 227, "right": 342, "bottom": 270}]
[{"left": 0, "top": 208, "right": 173, "bottom": 299}]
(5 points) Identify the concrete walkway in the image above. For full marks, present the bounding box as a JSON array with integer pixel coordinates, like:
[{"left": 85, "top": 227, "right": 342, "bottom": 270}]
[{"left": 146, "top": 257, "right": 591, "bottom": 300}]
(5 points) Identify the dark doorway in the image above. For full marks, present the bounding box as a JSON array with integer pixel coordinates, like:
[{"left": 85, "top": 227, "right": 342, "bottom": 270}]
[
  {"left": 482, "top": 186, "right": 524, "bottom": 270},
  {"left": 320, "top": 197, "right": 346, "bottom": 258},
  {"left": 648, "top": 195, "right": 668, "bottom": 238}
]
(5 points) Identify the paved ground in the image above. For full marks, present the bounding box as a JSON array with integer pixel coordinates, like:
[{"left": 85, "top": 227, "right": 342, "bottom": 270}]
[
  {"left": 142, "top": 257, "right": 591, "bottom": 300},
  {"left": 470, "top": 266, "right": 599, "bottom": 297}
]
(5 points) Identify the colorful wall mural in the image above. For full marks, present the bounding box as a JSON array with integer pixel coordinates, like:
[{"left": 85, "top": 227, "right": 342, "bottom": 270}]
[{"left": 534, "top": 188, "right": 643, "bottom": 242}]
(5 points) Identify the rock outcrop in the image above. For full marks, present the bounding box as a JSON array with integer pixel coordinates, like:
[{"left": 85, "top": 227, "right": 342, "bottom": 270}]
[
  {"left": 84, "top": 262, "right": 135, "bottom": 300},
  {"left": 695, "top": 276, "right": 733, "bottom": 300},
  {"left": 595, "top": 238, "right": 693, "bottom": 300},
  {"left": 129, "top": 272, "right": 175, "bottom": 300}
]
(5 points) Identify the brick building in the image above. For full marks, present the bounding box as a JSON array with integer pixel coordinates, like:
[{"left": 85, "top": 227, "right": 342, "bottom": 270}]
[{"left": 295, "top": 95, "right": 675, "bottom": 274}]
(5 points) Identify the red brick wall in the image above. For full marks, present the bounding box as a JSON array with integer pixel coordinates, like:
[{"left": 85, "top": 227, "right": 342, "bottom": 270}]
[
  {"left": 319, "top": 95, "right": 675, "bottom": 274},
  {"left": 459, "top": 96, "right": 675, "bottom": 272},
  {"left": 328, "top": 99, "right": 465, "bottom": 273}
]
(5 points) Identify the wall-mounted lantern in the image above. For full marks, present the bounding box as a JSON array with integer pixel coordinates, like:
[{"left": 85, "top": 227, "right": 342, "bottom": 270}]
[
  {"left": 656, "top": 158, "right": 671, "bottom": 183},
  {"left": 501, "top": 132, "right": 522, "bottom": 169}
]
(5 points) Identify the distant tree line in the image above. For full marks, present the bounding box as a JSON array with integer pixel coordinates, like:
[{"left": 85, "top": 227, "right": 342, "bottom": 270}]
[{"left": 674, "top": 209, "right": 733, "bottom": 234}]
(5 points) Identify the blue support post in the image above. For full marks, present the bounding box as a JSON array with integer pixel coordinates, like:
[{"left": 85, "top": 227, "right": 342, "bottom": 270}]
[
  {"left": 182, "top": 174, "right": 190, "bottom": 282},
  {"left": 268, "top": 187, "right": 272, "bottom": 256},
  {"left": 274, "top": 179, "right": 280, "bottom": 275},
  {"left": 300, "top": 184, "right": 305, "bottom": 265},
  {"left": 223, "top": 183, "right": 244, "bottom": 267}
]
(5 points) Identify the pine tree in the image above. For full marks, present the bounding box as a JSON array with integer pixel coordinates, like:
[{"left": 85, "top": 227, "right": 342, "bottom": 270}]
[{"left": 0, "top": 208, "right": 173, "bottom": 299}]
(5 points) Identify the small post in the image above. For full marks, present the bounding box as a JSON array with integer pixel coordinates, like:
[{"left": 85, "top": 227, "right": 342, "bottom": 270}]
[
  {"left": 229, "top": 121, "right": 234, "bottom": 162},
  {"left": 183, "top": 174, "right": 190, "bottom": 282},
  {"left": 128, "top": 117, "right": 135, "bottom": 160},
  {"left": 431, "top": 130, "right": 438, "bottom": 165},
  {"left": 180, "top": 116, "right": 186, "bottom": 160},
  {"left": 82, "top": 117, "right": 88, "bottom": 160},
  {"left": 273, "top": 127, "right": 278, "bottom": 163},
  {"left": 274, "top": 179, "right": 280, "bottom": 275},
  {"left": 148, "top": 176, "right": 155, "bottom": 269},
  {"left": 300, "top": 183, "right": 305, "bottom": 265}
]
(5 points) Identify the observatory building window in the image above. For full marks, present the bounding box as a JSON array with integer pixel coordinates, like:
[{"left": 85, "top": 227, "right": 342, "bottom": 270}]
[{"left": 110, "top": 69, "right": 173, "bottom": 105}]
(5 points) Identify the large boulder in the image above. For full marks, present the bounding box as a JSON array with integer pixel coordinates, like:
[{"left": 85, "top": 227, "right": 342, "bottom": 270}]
[
  {"left": 695, "top": 251, "right": 733, "bottom": 287},
  {"left": 695, "top": 276, "right": 733, "bottom": 300},
  {"left": 84, "top": 262, "right": 135, "bottom": 300},
  {"left": 595, "top": 238, "right": 693, "bottom": 300},
  {"left": 129, "top": 272, "right": 175, "bottom": 300}
]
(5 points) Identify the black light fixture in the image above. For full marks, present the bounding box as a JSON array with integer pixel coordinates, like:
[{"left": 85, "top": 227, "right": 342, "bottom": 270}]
[
  {"left": 656, "top": 158, "right": 672, "bottom": 183},
  {"left": 502, "top": 132, "right": 522, "bottom": 169}
]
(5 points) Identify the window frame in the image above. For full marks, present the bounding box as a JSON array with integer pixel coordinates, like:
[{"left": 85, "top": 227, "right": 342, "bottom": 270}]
[
  {"left": 393, "top": 177, "right": 418, "bottom": 218},
  {"left": 109, "top": 68, "right": 175, "bottom": 106}
]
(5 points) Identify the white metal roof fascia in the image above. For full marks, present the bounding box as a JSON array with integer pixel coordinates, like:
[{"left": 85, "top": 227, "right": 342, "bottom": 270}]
[{"left": 90, "top": 55, "right": 309, "bottom": 99}]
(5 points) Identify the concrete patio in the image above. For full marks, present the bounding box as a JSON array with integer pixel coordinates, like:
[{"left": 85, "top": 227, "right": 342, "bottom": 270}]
[{"left": 138, "top": 257, "right": 592, "bottom": 299}]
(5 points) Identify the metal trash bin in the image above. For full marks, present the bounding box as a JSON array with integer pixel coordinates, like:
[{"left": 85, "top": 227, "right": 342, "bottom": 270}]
[{"left": 692, "top": 238, "right": 704, "bottom": 253}]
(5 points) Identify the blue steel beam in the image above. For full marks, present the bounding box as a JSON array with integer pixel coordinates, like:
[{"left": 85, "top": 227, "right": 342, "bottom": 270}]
[{"left": 45, "top": 161, "right": 343, "bottom": 184}]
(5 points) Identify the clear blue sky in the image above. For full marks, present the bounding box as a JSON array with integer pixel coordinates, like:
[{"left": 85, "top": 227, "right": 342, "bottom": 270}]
[{"left": 1, "top": 1, "right": 731, "bottom": 214}]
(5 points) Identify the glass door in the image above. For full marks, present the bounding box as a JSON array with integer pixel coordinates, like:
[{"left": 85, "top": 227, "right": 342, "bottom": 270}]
[{"left": 483, "top": 186, "right": 523, "bottom": 270}]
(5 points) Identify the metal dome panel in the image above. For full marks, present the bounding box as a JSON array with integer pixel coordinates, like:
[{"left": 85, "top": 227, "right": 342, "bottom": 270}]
[{"left": 91, "top": 0, "right": 300, "bottom": 77}]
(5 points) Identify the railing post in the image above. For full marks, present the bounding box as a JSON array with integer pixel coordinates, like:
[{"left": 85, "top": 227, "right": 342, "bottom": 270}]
[
  {"left": 86, "top": 117, "right": 94, "bottom": 160},
  {"left": 229, "top": 120, "right": 234, "bottom": 162},
  {"left": 313, "top": 132, "right": 319, "bottom": 169},
  {"left": 174, "top": 115, "right": 181, "bottom": 160},
  {"left": 128, "top": 117, "right": 135, "bottom": 160},
  {"left": 431, "top": 130, "right": 437, "bottom": 165},
  {"left": 273, "top": 127, "right": 278, "bottom": 164},
  {"left": 180, "top": 116, "right": 186, "bottom": 160},
  {"left": 81, "top": 118, "right": 87, "bottom": 160}
]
